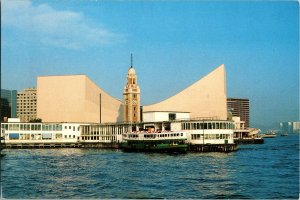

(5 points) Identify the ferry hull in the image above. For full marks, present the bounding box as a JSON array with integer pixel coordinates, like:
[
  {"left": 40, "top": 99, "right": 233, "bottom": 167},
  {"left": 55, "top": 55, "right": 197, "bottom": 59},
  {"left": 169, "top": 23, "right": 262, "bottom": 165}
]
[{"left": 121, "top": 143, "right": 187, "bottom": 153}]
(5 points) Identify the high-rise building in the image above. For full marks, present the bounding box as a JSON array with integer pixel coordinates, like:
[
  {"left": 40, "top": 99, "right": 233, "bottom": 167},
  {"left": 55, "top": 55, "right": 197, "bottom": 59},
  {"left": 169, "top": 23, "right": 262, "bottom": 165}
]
[
  {"left": 280, "top": 122, "right": 300, "bottom": 134},
  {"left": 227, "top": 98, "right": 250, "bottom": 128},
  {"left": 0, "top": 89, "right": 17, "bottom": 121},
  {"left": 17, "top": 88, "right": 37, "bottom": 122},
  {"left": 123, "top": 56, "right": 141, "bottom": 123}
]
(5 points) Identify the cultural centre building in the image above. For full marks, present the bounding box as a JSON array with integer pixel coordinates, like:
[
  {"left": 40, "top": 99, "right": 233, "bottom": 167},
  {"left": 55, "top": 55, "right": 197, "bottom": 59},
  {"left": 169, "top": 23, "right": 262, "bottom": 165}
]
[{"left": 36, "top": 63, "right": 227, "bottom": 123}]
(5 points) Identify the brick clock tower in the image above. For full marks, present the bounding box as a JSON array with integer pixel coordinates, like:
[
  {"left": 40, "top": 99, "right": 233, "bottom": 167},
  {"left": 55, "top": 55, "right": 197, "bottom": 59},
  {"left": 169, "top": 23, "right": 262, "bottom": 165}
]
[{"left": 123, "top": 54, "right": 140, "bottom": 123}]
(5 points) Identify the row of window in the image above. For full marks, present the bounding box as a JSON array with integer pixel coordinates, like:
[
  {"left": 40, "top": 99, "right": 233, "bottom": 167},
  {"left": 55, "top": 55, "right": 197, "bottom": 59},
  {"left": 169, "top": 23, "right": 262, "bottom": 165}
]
[
  {"left": 191, "top": 134, "right": 232, "bottom": 140},
  {"left": 157, "top": 133, "right": 184, "bottom": 138},
  {"left": 181, "top": 122, "right": 234, "bottom": 130},
  {"left": 64, "top": 126, "right": 80, "bottom": 131},
  {"left": 1, "top": 124, "right": 63, "bottom": 131},
  {"left": 81, "top": 125, "right": 130, "bottom": 135},
  {"left": 7, "top": 133, "right": 76, "bottom": 140},
  {"left": 81, "top": 136, "right": 117, "bottom": 141}
]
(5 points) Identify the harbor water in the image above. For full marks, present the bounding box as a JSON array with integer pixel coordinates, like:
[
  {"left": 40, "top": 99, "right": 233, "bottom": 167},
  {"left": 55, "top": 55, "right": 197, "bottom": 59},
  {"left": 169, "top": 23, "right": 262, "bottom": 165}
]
[{"left": 1, "top": 135, "right": 299, "bottom": 199}]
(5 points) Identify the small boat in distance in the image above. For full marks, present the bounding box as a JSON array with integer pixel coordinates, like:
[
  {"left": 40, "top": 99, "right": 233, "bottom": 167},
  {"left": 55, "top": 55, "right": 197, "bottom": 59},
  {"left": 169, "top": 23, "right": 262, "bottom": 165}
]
[
  {"left": 259, "top": 130, "right": 276, "bottom": 138},
  {"left": 280, "top": 132, "right": 288, "bottom": 136},
  {"left": 121, "top": 131, "right": 188, "bottom": 153}
]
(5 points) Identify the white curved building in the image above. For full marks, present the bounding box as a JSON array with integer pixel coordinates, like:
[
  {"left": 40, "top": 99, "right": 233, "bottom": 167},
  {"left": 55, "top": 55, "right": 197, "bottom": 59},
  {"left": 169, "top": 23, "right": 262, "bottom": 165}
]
[{"left": 143, "top": 64, "right": 227, "bottom": 120}]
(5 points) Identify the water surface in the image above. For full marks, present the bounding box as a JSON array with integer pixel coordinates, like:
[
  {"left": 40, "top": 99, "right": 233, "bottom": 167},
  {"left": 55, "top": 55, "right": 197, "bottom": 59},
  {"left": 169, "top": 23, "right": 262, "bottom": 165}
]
[{"left": 1, "top": 135, "right": 299, "bottom": 199}]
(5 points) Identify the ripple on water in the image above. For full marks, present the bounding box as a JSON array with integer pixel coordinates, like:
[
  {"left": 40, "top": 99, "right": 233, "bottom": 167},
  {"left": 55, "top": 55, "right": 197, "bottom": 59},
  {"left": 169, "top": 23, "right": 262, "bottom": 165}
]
[{"left": 1, "top": 135, "right": 299, "bottom": 199}]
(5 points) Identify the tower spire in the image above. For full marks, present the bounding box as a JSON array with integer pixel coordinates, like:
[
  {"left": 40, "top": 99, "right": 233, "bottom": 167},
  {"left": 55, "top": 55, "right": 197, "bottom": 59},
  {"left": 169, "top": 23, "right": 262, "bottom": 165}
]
[{"left": 130, "top": 53, "right": 133, "bottom": 68}]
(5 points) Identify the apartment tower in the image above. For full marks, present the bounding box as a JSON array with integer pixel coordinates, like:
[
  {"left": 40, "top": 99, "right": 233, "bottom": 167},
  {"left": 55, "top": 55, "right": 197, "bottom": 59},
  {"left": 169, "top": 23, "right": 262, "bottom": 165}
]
[
  {"left": 17, "top": 88, "right": 37, "bottom": 122},
  {"left": 227, "top": 98, "right": 250, "bottom": 128}
]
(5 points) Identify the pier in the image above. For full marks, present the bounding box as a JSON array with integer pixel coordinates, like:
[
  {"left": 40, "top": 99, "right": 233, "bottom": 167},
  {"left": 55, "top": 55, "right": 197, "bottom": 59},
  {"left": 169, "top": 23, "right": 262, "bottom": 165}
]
[
  {"left": 234, "top": 138, "right": 264, "bottom": 144},
  {"left": 2, "top": 142, "right": 237, "bottom": 152}
]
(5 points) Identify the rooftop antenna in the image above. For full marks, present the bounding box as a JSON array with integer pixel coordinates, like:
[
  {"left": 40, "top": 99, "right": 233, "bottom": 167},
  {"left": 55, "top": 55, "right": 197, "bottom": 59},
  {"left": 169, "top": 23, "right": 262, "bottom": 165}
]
[{"left": 130, "top": 53, "right": 133, "bottom": 68}]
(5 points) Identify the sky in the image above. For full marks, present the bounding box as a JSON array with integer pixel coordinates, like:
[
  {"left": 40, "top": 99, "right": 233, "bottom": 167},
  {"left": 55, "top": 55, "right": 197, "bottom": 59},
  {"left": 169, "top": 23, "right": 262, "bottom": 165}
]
[{"left": 1, "top": 0, "right": 299, "bottom": 129}]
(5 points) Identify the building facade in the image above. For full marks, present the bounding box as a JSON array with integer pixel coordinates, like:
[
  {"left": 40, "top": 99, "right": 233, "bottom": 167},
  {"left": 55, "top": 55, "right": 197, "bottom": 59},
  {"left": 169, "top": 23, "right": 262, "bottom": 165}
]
[
  {"left": 36, "top": 64, "right": 228, "bottom": 124},
  {"left": 1, "top": 122, "right": 83, "bottom": 144},
  {"left": 37, "top": 75, "right": 124, "bottom": 123},
  {"left": 123, "top": 65, "right": 141, "bottom": 123},
  {"left": 227, "top": 98, "right": 250, "bottom": 128},
  {"left": 0, "top": 89, "right": 17, "bottom": 121},
  {"left": 17, "top": 88, "right": 37, "bottom": 122}
]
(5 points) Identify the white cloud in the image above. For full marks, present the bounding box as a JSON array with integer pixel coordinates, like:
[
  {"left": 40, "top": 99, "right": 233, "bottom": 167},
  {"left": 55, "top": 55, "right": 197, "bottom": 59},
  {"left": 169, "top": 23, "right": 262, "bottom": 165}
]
[{"left": 2, "top": 0, "right": 124, "bottom": 50}]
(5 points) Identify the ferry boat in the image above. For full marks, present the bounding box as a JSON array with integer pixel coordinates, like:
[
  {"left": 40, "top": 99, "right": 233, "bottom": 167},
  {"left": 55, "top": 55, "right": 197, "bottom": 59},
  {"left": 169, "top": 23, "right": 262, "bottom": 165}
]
[
  {"left": 121, "top": 131, "right": 188, "bottom": 153},
  {"left": 259, "top": 131, "right": 276, "bottom": 138}
]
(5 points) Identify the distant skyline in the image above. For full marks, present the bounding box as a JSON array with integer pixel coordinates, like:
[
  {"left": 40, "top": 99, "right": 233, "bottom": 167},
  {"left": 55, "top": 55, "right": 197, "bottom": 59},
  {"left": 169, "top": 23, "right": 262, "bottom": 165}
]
[{"left": 2, "top": 0, "right": 299, "bottom": 129}]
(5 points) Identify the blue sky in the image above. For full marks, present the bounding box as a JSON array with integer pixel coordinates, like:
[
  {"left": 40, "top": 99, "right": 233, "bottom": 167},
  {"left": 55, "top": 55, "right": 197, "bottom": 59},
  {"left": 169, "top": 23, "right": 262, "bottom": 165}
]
[{"left": 2, "top": 0, "right": 299, "bottom": 129}]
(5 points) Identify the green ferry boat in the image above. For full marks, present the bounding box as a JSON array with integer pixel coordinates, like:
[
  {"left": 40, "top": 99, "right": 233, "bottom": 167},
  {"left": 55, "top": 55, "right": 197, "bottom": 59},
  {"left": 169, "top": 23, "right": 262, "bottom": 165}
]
[{"left": 121, "top": 131, "right": 187, "bottom": 153}]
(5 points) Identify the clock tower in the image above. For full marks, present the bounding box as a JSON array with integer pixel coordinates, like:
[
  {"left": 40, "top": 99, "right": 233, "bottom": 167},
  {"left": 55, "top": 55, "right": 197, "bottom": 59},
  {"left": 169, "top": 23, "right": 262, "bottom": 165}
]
[{"left": 123, "top": 54, "right": 141, "bottom": 123}]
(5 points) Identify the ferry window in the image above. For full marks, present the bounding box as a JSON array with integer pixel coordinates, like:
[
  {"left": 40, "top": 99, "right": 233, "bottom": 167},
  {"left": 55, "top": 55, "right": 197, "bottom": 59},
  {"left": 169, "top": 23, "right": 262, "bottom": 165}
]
[
  {"left": 73, "top": 135, "right": 75, "bottom": 138},
  {"left": 65, "top": 135, "right": 67, "bottom": 138},
  {"left": 216, "top": 134, "right": 220, "bottom": 139},
  {"left": 73, "top": 127, "right": 75, "bottom": 131},
  {"left": 197, "top": 123, "right": 200, "bottom": 129},
  {"left": 65, "top": 126, "right": 67, "bottom": 129},
  {"left": 212, "top": 123, "right": 215, "bottom": 129},
  {"left": 204, "top": 123, "right": 207, "bottom": 129},
  {"left": 69, "top": 126, "right": 71, "bottom": 129},
  {"left": 181, "top": 133, "right": 183, "bottom": 136}
]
